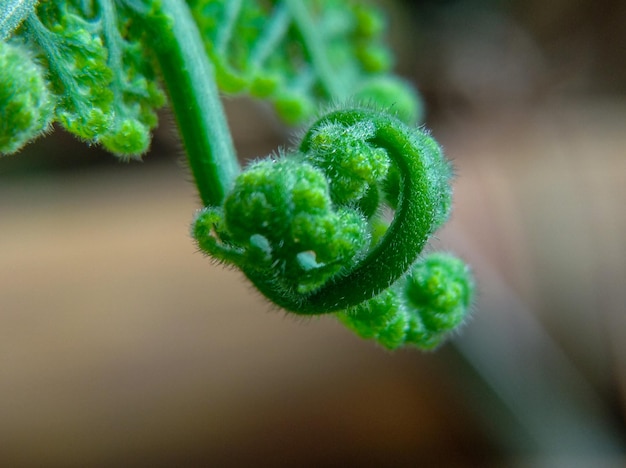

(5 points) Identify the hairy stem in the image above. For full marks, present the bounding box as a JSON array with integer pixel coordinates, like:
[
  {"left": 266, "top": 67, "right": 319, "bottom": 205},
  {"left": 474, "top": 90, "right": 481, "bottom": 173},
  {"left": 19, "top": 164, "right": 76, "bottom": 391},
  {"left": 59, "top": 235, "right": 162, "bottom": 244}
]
[
  {"left": 148, "top": 0, "right": 240, "bottom": 206},
  {"left": 0, "top": 0, "right": 39, "bottom": 40}
]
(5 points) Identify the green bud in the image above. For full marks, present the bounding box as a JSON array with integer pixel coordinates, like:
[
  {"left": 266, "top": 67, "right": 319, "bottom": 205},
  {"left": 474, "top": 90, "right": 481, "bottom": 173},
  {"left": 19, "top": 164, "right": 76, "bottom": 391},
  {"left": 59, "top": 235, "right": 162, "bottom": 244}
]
[
  {"left": 406, "top": 253, "right": 474, "bottom": 333},
  {"left": 0, "top": 40, "right": 54, "bottom": 154}
]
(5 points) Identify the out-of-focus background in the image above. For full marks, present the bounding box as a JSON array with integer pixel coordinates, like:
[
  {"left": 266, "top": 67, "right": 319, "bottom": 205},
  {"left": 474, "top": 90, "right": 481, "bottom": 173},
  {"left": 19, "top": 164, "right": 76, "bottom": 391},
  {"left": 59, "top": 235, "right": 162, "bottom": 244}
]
[{"left": 1, "top": 0, "right": 625, "bottom": 466}]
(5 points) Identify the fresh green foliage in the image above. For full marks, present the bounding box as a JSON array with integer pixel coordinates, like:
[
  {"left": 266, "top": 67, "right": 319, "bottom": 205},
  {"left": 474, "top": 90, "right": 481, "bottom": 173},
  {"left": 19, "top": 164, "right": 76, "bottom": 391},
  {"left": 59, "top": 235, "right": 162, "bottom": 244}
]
[
  {"left": 0, "top": 39, "right": 54, "bottom": 153},
  {"left": 338, "top": 253, "right": 474, "bottom": 349},
  {"left": 194, "top": 156, "right": 371, "bottom": 295},
  {"left": 187, "top": 0, "right": 422, "bottom": 124},
  {"left": 17, "top": 0, "right": 165, "bottom": 156},
  {"left": 0, "top": 0, "right": 38, "bottom": 40},
  {"left": 192, "top": 107, "right": 472, "bottom": 348},
  {"left": 194, "top": 108, "right": 453, "bottom": 312},
  {"left": 1, "top": 0, "right": 473, "bottom": 350}
]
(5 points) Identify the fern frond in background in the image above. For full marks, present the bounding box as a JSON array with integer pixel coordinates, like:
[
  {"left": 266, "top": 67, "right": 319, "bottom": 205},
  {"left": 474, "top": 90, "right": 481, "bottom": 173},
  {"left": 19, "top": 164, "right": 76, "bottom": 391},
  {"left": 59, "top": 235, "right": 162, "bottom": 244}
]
[
  {"left": 2, "top": 0, "right": 420, "bottom": 156},
  {"left": 188, "top": 0, "right": 422, "bottom": 124},
  {"left": 1, "top": 0, "right": 165, "bottom": 156}
]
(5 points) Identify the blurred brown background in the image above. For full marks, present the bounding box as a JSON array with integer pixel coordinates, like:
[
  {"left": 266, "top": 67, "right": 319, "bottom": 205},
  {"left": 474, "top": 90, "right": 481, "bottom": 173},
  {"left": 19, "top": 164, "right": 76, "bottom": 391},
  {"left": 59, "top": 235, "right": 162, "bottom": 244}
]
[{"left": 1, "top": 1, "right": 625, "bottom": 466}]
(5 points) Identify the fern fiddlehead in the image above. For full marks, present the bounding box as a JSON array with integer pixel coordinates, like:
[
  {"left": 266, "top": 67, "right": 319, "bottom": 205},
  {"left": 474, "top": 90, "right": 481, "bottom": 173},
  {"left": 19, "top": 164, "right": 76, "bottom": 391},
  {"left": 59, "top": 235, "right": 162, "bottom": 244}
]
[
  {"left": 192, "top": 107, "right": 474, "bottom": 348},
  {"left": 2, "top": 0, "right": 473, "bottom": 350}
]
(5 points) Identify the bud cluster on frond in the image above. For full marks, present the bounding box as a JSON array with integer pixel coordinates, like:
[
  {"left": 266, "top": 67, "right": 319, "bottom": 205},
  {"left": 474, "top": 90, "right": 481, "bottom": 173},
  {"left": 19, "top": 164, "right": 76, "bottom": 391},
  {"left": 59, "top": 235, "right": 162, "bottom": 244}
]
[
  {"left": 192, "top": 107, "right": 474, "bottom": 349},
  {"left": 2, "top": 0, "right": 422, "bottom": 158},
  {"left": 338, "top": 253, "right": 474, "bottom": 349},
  {"left": 194, "top": 157, "right": 370, "bottom": 295},
  {"left": 2, "top": 0, "right": 165, "bottom": 157},
  {"left": 0, "top": 39, "right": 54, "bottom": 153}
]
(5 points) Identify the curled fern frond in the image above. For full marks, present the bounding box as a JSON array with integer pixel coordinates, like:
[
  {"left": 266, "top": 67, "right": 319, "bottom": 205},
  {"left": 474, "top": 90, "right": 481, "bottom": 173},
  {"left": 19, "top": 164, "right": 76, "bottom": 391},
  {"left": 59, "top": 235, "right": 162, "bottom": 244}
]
[
  {"left": 192, "top": 106, "right": 473, "bottom": 348},
  {"left": 2, "top": 0, "right": 472, "bottom": 350},
  {"left": 194, "top": 156, "right": 370, "bottom": 294}
]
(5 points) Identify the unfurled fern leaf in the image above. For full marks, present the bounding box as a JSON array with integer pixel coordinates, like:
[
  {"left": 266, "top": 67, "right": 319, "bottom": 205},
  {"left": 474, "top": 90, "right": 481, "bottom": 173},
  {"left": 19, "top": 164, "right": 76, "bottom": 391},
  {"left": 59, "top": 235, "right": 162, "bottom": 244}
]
[
  {"left": 3, "top": 0, "right": 420, "bottom": 155},
  {"left": 2, "top": 0, "right": 165, "bottom": 157},
  {"left": 188, "top": 0, "right": 422, "bottom": 124},
  {"left": 32, "top": 1, "right": 163, "bottom": 156}
]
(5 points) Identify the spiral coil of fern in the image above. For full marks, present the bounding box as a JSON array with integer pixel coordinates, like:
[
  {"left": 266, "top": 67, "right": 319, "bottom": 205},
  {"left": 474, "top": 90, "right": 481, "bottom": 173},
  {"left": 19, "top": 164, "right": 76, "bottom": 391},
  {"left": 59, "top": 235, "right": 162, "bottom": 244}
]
[
  {"left": 192, "top": 107, "right": 474, "bottom": 348},
  {"left": 2, "top": 0, "right": 473, "bottom": 349}
]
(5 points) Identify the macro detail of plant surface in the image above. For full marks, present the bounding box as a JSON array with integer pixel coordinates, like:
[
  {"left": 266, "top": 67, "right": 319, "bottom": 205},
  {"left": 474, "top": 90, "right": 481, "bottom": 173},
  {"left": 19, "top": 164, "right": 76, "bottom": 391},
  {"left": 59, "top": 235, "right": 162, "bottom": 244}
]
[{"left": 1, "top": 0, "right": 474, "bottom": 350}]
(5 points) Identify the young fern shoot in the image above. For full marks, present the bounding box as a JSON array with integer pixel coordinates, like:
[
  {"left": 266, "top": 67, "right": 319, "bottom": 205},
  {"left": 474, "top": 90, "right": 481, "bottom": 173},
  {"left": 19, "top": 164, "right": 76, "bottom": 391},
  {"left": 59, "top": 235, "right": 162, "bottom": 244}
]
[
  {"left": 1, "top": 0, "right": 474, "bottom": 350},
  {"left": 193, "top": 107, "right": 474, "bottom": 349}
]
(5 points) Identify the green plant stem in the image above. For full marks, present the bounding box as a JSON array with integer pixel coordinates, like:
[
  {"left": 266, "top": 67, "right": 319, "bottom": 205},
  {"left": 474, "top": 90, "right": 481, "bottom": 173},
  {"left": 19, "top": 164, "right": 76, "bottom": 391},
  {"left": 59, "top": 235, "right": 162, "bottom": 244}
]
[
  {"left": 213, "top": 0, "right": 242, "bottom": 55},
  {"left": 97, "top": 0, "right": 127, "bottom": 119},
  {"left": 249, "top": 3, "right": 290, "bottom": 69},
  {"left": 149, "top": 0, "right": 240, "bottom": 207},
  {"left": 0, "top": 0, "right": 39, "bottom": 40},
  {"left": 24, "top": 14, "right": 81, "bottom": 110},
  {"left": 283, "top": 0, "right": 343, "bottom": 98}
]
